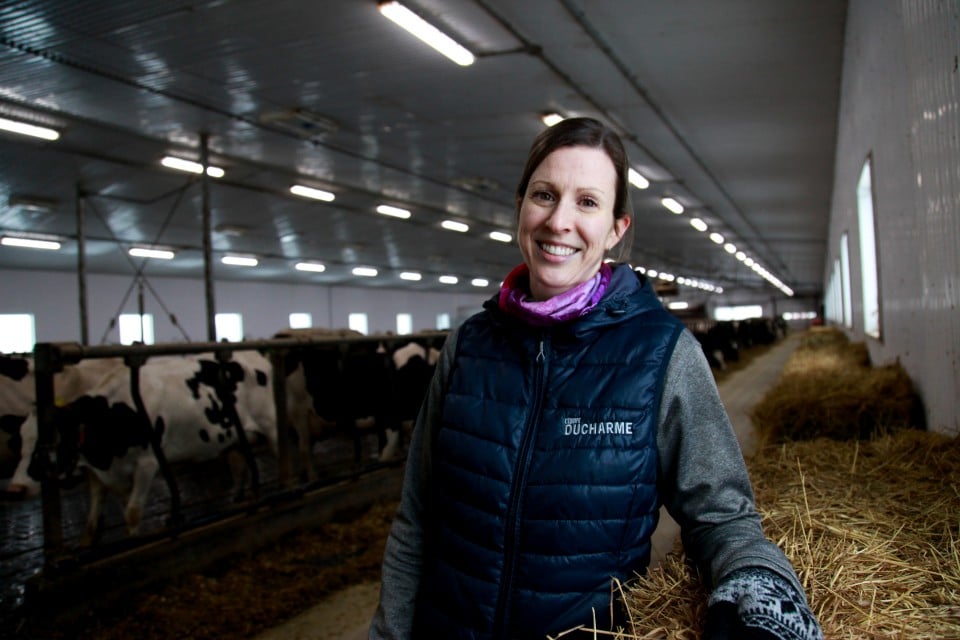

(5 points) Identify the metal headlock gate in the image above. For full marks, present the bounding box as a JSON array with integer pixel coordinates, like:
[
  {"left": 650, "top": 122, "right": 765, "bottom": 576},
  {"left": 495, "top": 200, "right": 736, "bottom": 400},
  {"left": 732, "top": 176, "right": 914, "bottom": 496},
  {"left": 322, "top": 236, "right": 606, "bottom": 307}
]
[{"left": 28, "top": 332, "right": 441, "bottom": 565}]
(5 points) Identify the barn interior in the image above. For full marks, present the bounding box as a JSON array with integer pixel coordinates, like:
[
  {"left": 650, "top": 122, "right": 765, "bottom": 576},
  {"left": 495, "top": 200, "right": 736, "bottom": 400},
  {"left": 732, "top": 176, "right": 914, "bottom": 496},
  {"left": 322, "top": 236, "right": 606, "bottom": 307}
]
[
  {"left": 0, "top": 1, "right": 844, "bottom": 316},
  {"left": 1, "top": 1, "right": 959, "bottom": 639}
]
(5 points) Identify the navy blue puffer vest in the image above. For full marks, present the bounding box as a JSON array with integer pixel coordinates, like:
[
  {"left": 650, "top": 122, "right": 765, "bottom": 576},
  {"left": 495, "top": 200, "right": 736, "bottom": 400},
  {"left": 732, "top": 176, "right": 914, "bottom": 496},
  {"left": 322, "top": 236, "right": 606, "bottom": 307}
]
[{"left": 414, "top": 268, "right": 684, "bottom": 639}]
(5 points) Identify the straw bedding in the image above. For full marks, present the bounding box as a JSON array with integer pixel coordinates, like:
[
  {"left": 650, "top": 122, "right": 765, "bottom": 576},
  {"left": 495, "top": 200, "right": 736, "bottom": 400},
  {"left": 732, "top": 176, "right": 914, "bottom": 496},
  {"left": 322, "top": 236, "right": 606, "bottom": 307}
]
[
  {"left": 562, "top": 328, "right": 960, "bottom": 639},
  {"left": 21, "top": 328, "right": 958, "bottom": 639}
]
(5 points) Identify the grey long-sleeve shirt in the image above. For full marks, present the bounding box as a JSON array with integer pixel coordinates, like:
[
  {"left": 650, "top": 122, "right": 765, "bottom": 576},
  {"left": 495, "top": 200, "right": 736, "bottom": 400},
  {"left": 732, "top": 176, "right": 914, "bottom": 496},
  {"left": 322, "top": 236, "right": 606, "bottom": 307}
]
[{"left": 369, "top": 326, "right": 805, "bottom": 639}]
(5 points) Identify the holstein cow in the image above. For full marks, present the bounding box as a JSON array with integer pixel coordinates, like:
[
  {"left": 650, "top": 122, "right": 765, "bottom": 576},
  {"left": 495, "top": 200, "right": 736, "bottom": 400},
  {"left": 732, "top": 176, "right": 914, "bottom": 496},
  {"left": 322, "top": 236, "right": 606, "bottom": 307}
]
[
  {"left": 1, "top": 354, "right": 33, "bottom": 481},
  {"left": 385, "top": 333, "right": 445, "bottom": 437},
  {"left": 2, "top": 355, "right": 124, "bottom": 491},
  {"left": 275, "top": 328, "right": 400, "bottom": 476},
  {"left": 11, "top": 350, "right": 277, "bottom": 544}
]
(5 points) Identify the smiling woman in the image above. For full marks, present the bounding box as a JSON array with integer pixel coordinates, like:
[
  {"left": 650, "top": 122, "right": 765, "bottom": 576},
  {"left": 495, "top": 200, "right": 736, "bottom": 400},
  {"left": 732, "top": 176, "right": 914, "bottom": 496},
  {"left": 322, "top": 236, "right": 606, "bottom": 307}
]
[{"left": 368, "top": 118, "right": 823, "bottom": 640}]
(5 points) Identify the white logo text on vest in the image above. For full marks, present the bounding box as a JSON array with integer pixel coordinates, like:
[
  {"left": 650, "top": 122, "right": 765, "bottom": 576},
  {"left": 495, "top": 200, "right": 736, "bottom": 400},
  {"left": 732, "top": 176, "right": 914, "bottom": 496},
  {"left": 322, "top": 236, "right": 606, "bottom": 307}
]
[{"left": 563, "top": 416, "right": 633, "bottom": 436}]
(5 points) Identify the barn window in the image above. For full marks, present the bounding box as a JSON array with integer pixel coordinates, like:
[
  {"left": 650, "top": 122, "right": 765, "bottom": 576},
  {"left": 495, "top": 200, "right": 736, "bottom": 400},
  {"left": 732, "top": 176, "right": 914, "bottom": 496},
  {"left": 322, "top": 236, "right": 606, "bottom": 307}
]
[
  {"left": 857, "top": 156, "right": 881, "bottom": 339},
  {"left": 119, "top": 313, "right": 155, "bottom": 345},
  {"left": 215, "top": 313, "right": 243, "bottom": 342},
  {"left": 289, "top": 313, "right": 312, "bottom": 329},
  {"left": 824, "top": 258, "right": 841, "bottom": 325},
  {"left": 436, "top": 313, "right": 451, "bottom": 330},
  {"left": 348, "top": 313, "right": 368, "bottom": 335},
  {"left": 396, "top": 313, "right": 412, "bottom": 335},
  {"left": 840, "top": 232, "right": 853, "bottom": 328},
  {"left": 713, "top": 305, "right": 762, "bottom": 321},
  {"left": 0, "top": 314, "right": 35, "bottom": 353}
]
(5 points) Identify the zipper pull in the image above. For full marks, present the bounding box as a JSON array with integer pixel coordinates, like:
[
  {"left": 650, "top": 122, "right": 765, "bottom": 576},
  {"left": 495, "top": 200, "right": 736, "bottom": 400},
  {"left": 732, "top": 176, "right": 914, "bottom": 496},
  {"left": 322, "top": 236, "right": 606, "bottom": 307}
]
[{"left": 536, "top": 340, "right": 545, "bottom": 363}]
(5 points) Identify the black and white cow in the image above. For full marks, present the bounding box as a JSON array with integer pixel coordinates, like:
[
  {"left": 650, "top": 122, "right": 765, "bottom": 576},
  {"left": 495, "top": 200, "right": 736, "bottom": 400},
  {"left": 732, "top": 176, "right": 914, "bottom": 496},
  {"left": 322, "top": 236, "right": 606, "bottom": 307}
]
[
  {"left": 11, "top": 350, "right": 277, "bottom": 544},
  {"left": 276, "top": 328, "right": 399, "bottom": 477},
  {"left": 2, "top": 355, "right": 124, "bottom": 491},
  {"left": 0, "top": 354, "right": 33, "bottom": 481},
  {"left": 274, "top": 328, "right": 445, "bottom": 478}
]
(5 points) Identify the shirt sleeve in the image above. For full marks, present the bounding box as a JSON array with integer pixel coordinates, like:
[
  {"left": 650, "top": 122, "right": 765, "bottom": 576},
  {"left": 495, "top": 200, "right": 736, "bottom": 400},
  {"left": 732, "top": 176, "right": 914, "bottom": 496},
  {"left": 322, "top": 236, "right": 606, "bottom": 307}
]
[
  {"left": 368, "top": 327, "right": 459, "bottom": 640},
  {"left": 656, "top": 329, "right": 806, "bottom": 595}
]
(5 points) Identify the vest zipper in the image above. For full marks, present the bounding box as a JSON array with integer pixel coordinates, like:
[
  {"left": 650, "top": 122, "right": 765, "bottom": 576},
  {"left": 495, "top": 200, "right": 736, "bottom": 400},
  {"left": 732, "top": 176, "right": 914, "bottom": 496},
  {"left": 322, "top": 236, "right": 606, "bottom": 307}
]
[{"left": 494, "top": 333, "right": 549, "bottom": 638}]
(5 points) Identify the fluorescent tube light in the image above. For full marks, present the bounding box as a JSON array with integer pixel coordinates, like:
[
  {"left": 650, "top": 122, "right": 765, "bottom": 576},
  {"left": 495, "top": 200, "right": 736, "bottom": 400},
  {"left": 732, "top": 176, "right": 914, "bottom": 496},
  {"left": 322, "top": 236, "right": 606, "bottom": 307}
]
[
  {"left": 0, "top": 117, "right": 59, "bottom": 141},
  {"left": 379, "top": 1, "right": 474, "bottom": 66},
  {"left": 724, "top": 243, "right": 737, "bottom": 254},
  {"left": 709, "top": 232, "right": 725, "bottom": 245},
  {"left": 376, "top": 204, "right": 412, "bottom": 219},
  {"left": 295, "top": 262, "right": 326, "bottom": 273},
  {"left": 1, "top": 235, "right": 61, "bottom": 250},
  {"left": 222, "top": 255, "right": 258, "bottom": 267},
  {"left": 290, "top": 185, "right": 335, "bottom": 202},
  {"left": 441, "top": 220, "right": 469, "bottom": 233},
  {"left": 129, "top": 247, "right": 175, "bottom": 260},
  {"left": 352, "top": 266, "right": 378, "bottom": 277},
  {"left": 689, "top": 218, "right": 708, "bottom": 232},
  {"left": 668, "top": 301, "right": 689, "bottom": 310},
  {"left": 541, "top": 112, "right": 564, "bottom": 127},
  {"left": 735, "top": 251, "right": 747, "bottom": 261},
  {"left": 471, "top": 278, "right": 489, "bottom": 287},
  {"left": 488, "top": 231, "right": 513, "bottom": 243},
  {"left": 400, "top": 271, "right": 422, "bottom": 281},
  {"left": 439, "top": 275, "right": 458, "bottom": 284},
  {"left": 628, "top": 168, "right": 649, "bottom": 190},
  {"left": 660, "top": 197, "right": 684, "bottom": 214},
  {"left": 9, "top": 195, "right": 58, "bottom": 212},
  {"left": 161, "top": 156, "right": 224, "bottom": 178}
]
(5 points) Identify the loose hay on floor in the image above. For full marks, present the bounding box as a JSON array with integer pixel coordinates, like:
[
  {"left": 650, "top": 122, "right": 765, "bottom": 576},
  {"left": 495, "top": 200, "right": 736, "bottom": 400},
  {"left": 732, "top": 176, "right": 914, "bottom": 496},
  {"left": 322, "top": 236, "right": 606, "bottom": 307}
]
[
  {"left": 579, "top": 431, "right": 960, "bottom": 640},
  {"left": 565, "top": 329, "right": 959, "bottom": 639},
  {"left": 750, "top": 328, "right": 924, "bottom": 442}
]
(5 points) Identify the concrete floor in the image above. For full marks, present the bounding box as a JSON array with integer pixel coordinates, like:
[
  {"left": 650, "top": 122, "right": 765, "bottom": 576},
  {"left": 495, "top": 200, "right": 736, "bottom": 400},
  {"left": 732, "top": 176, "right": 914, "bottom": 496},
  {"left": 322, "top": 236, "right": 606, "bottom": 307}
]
[{"left": 256, "top": 333, "right": 803, "bottom": 640}]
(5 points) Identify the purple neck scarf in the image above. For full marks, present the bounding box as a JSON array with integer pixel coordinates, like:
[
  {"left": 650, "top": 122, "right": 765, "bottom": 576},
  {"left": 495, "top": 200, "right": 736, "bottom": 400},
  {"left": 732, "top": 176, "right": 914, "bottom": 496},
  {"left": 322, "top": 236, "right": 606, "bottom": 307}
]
[{"left": 498, "top": 263, "right": 612, "bottom": 326}]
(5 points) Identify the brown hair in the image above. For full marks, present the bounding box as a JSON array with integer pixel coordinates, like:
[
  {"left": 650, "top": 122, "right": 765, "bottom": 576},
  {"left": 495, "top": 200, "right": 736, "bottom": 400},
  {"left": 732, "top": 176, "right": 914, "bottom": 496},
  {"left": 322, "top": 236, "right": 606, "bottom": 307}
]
[{"left": 515, "top": 117, "right": 634, "bottom": 261}]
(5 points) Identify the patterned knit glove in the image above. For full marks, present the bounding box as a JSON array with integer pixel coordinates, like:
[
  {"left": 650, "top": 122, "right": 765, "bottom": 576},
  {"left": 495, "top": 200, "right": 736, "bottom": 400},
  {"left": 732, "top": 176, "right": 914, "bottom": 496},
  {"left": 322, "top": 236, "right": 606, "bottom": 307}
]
[{"left": 703, "top": 567, "right": 823, "bottom": 640}]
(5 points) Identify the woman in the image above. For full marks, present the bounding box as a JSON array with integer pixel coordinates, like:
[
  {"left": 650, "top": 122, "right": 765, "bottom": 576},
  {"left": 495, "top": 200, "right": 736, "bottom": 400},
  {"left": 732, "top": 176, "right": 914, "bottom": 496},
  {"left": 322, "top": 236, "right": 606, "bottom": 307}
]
[{"left": 369, "top": 117, "right": 821, "bottom": 639}]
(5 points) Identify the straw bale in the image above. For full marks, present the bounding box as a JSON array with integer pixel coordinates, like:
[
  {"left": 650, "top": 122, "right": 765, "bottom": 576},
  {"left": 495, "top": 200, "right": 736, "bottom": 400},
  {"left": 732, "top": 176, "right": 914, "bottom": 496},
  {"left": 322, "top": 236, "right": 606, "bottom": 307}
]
[
  {"left": 569, "top": 430, "right": 960, "bottom": 639},
  {"left": 750, "top": 328, "right": 924, "bottom": 442}
]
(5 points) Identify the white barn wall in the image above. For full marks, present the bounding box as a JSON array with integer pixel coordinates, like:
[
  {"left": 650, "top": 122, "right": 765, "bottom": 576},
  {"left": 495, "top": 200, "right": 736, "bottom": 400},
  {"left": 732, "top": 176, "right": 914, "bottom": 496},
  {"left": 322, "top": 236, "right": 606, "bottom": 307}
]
[
  {"left": 827, "top": 0, "right": 959, "bottom": 435},
  {"left": 0, "top": 267, "right": 488, "bottom": 345}
]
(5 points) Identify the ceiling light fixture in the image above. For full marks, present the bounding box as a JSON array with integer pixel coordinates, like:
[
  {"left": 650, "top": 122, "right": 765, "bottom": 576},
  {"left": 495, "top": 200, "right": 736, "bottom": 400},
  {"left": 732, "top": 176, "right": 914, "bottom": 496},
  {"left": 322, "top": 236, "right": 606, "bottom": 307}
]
[
  {"left": 378, "top": 1, "right": 475, "bottom": 66},
  {"left": 441, "top": 220, "right": 469, "bottom": 233},
  {"left": 723, "top": 243, "right": 737, "bottom": 254},
  {"left": 0, "top": 234, "right": 61, "bottom": 250},
  {"left": 295, "top": 261, "right": 326, "bottom": 273},
  {"left": 488, "top": 230, "right": 512, "bottom": 243},
  {"left": 0, "top": 116, "right": 59, "bottom": 141},
  {"left": 222, "top": 255, "right": 258, "bottom": 267},
  {"left": 689, "top": 217, "right": 708, "bottom": 232},
  {"left": 660, "top": 197, "right": 684, "bottom": 214},
  {"left": 161, "top": 156, "right": 225, "bottom": 178},
  {"left": 129, "top": 247, "right": 175, "bottom": 260},
  {"left": 9, "top": 195, "right": 58, "bottom": 212},
  {"left": 399, "top": 271, "right": 422, "bottom": 281},
  {"left": 439, "top": 275, "right": 458, "bottom": 284},
  {"left": 541, "top": 112, "right": 564, "bottom": 127},
  {"left": 290, "top": 184, "right": 335, "bottom": 202},
  {"left": 709, "top": 232, "right": 725, "bottom": 245},
  {"left": 352, "top": 266, "right": 378, "bottom": 277},
  {"left": 376, "top": 204, "right": 412, "bottom": 219},
  {"left": 628, "top": 168, "right": 649, "bottom": 190},
  {"left": 471, "top": 278, "right": 489, "bottom": 287}
]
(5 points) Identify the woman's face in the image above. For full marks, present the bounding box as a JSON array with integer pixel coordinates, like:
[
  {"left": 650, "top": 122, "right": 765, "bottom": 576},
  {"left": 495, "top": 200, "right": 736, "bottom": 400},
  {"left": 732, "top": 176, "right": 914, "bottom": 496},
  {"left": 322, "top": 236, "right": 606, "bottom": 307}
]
[{"left": 517, "top": 145, "right": 630, "bottom": 301}]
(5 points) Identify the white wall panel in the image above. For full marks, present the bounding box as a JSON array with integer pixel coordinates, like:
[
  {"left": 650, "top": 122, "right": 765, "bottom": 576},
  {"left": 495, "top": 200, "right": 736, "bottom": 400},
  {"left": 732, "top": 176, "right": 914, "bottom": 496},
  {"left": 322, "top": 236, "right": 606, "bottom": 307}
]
[
  {"left": 0, "top": 268, "right": 487, "bottom": 346},
  {"left": 828, "top": 0, "right": 959, "bottom": 434}
]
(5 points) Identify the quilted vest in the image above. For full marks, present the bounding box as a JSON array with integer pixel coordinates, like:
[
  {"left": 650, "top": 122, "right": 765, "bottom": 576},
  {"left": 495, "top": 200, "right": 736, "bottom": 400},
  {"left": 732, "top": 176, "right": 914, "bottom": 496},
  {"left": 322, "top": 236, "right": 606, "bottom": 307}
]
[{"left": 414, "top": 268, "right": 684, "bottom": 639}]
